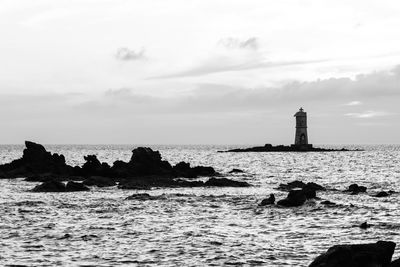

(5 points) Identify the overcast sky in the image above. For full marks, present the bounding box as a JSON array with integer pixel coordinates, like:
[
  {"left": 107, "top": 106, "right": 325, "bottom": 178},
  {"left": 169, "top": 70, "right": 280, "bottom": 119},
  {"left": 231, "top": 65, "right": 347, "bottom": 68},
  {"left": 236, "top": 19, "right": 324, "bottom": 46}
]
[{"left": 1, "top": 0, "right": 399, "bottom": 144}]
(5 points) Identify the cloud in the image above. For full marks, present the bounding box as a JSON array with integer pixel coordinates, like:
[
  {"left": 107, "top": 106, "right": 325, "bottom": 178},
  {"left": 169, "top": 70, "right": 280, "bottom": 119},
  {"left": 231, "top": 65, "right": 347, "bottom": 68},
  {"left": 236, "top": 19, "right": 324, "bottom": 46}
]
[
  {"left": 151, "top": 58, "right": 326, "bottom": 79},
  {"left": 345, "top": 101, "right": 362, "bottom": 106},
  {"left": 115, "top": 47, "right": 145, "bottom": 61},
  {"left": 344, "top": 111, "right": 391, "bottom": 118},
  {"left": 218, "top": 37, "right": 259, "bottom": 50}
]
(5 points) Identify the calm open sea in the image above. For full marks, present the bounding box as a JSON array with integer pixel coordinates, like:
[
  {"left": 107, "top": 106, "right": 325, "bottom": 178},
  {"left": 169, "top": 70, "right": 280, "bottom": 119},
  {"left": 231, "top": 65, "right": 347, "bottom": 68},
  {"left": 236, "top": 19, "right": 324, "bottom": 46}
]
[{"left": 0, "top": 144, "right": 400, "bottom": 266}]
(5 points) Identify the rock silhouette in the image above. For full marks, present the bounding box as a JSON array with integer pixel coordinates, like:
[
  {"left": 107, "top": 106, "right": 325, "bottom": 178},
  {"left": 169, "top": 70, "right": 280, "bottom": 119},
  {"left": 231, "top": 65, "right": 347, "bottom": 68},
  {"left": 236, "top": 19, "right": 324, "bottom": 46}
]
[
  {"left": 308, "top": 241, "right": 396, "bottom": 267},
  {"left": 32, "top": 180, "right": 66, "bottom": 192},
  {"left": 346, "top": 184, "right": 367, "bottom": 194},
  {"left": 83, "top": 176, "right": 116, "bottom": 187},
  {"left": 278, "top": 180, "right": 326, "bottom": 191},
  {"left": 0, "top": 141, "right": 73, "bottom": 178},
  {"left": 228, "top": 168, "right": 244, "bottom": 173},
  {"left": 259, "top": 194, "right": 275, "bottom": 206},
  {"left": 0, "top": 141, "right": 249, "bottom": 190},
  {"left": 277, "top": 190, "right": 307, "bottom": 207},
  {"left": 220, "top": 143, "right": 353, "bottom": 153},
  {"left": 32, "top": 180, "right": 89, "bottom": 192},
  {"left": 375, "top": 191, "right": 390, "bottom": 198},
  {"left": 65, "top": 181, "right": 90, "bottom": 192}
]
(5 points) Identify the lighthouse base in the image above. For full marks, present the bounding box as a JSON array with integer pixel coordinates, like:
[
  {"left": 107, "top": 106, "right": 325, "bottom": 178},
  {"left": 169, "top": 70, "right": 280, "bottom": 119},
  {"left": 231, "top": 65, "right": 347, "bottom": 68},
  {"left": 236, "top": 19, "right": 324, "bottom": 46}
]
[{"left": 291, "top": 144, "right": 313, "bottom": 151}]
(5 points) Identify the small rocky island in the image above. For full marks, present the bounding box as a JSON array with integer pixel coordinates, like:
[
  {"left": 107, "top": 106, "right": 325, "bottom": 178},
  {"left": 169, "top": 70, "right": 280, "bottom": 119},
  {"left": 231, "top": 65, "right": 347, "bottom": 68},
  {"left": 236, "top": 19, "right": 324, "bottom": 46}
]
[
  {"left": 0, "top": 141, "right": 250, "bottom": 192},
  {"left": 221, "top": 108, "right": 356, "bottom": 152},
  {"left": 221, "top": 143, "right": 350, "bottom": 152}
]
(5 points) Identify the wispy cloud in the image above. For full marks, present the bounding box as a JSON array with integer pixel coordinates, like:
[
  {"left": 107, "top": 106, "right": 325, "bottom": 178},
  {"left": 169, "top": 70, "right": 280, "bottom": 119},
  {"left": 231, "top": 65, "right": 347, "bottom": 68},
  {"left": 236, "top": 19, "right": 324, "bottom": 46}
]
[
  {"left": 345, "top": 111, "right": 390, "bottom": 118},
  {"left": 150, "top": 58, "right": 326, "bottom": 79},
  {"left": 115, "top": 47, "right": 145, "bottom": 61},
  {"left": 345, "top": 100, "right": 362, "bottom": 106},
  {"left": 218, "top": 37, "right": 259, "bottom": 50}
]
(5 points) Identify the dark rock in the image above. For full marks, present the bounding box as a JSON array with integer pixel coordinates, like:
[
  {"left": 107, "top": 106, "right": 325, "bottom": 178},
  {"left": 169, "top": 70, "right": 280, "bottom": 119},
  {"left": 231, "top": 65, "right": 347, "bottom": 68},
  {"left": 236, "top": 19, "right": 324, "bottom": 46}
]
[
  {"left": 204, "top": 178, "right": 250, "bottom": 187},
  {"left": 259, "top": 194, "right": 275, "bottom": 206},
  {"left": 172, "top": 161, "right": 194, "bottom": 177},
  {"left": 118, "top": 176, "right": 176, "bottom": 189},
  {"left": 125, "top": 193, "right": 158, "bottom": 200},
  {"left": 83, "top": 176, "right": 116, "bottom": 187},
  {"left": 305, "top": 182, "right": 326, "bottom": 191},
  {"left": 32, "top": 180, "right": 66, "bottom": 192},
  {"left": 0, "top": 141, "right": 74, "bottom": 178},
  {"left": 59, "top": 233, "right": 72, "bottom": 239},
  {"left": 127, "top": 147, "right": 173, "bottom": 176},
  {"left": 360, "top": 221, "right": 371, "bottom": 229},
  {"left": 278, "top": 181, "right": 325, "bottom": 192},
  {"left": 80, "top": 155, "right": 111, "bottom": 177},
  {"left": 173, "top": 161, "right": 217, "bottom": 178},
  {"left": 277, "top": 189, "right": 307, "bottom": 207},
  {"left": 390, "top": 258, "right": 400, "bottom": 267},
  {"left": 65, "top": 181, "right": 90, "bottom": 192},
  {"left": 375, "top": 191, "right": 390, "bottom": 198},
  {"left": 308, "top": 241, "right": 396, "bottom": 267},
  {"left": 279, "top": 180, "right": 306, "bottom": 190},
  {"left": 191, "top": 166, "right": 217, "bottom": 176},
  {"left": 118, "top": 181, "right": 152, "bottom": 190},
  {"left": 347, "top": 184, "right": 367, "bottom": 194},
  {"left": 302, "top": 186, "right": 317, "bottom": 199},
  {"left": 229, "top": 168, "right": 244, "bottom": 173},
  {"left": 220, "top": 144, "right": 354, "bottom": 152}
]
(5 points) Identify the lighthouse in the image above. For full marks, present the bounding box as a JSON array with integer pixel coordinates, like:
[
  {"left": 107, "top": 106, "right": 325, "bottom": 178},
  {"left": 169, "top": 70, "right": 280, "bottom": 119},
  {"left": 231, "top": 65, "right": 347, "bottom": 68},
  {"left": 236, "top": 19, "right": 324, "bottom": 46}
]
[{"left": 293, "top": 107, "right": 312, "bottom": 149}]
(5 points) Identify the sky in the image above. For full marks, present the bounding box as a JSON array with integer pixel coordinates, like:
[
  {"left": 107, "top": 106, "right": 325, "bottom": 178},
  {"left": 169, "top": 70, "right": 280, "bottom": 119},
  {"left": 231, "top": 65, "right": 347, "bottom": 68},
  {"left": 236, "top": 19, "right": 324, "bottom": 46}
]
[{"left": 1, "top": 0, "right": 400, "bottom": 144}]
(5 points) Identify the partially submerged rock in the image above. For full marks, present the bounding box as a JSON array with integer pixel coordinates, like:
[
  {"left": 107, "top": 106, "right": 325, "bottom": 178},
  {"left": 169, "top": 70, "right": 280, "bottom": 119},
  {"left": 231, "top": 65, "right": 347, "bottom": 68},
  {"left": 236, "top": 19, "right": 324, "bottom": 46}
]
[
  {"left": 229, "top": 168, "right": 245, "bottom": 173},
  {"left": 65, "top": 181, "right": 90, "bottom": 192},
  {"left": 259, "top": 194, "right": 275, "bottom": 206},
  {"left": 204, "top": 178, "right": 250, "bottom": 187},
  {"left": 278, "top": 180, "right": 326, "bottom": 192},
  {"left": 375, "top": 191, "right": 390, "bottom": 198},
  {"left": 277, "top": 190, "right": 307, "bottom": 207},
  {"left": 32, "top": 180, "right": 66, "bottom": 192},
  {"left": 32, "top": 180, "right": 90, "bottom": 192},
  {"left": 83, "top": 176, "right": 116, "bottom": 187},
  {"left": 125, "top": 193, "right": 159, "bottom": 201},
  {"left": 346, "top": 184, "right": 367, "bottom": 194},
  {"left": 359, "top": 221, "right": 372, "bottom": 229},
  {"left": 172, "top": 161, "right": 217, "bottom": 178},
  {"left": 276, "top": 181, "right": 323, "bottom": 206},
  {"left": 309, "top": 241, "right": 396, "bottom": 267}
]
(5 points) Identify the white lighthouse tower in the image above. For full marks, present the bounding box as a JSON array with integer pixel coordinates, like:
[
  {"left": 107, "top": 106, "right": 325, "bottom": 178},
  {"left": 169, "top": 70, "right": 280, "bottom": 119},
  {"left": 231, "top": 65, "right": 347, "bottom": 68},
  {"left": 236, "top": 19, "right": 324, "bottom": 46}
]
[{"left": 293, "top": 107, "right": 312, "bottom": 149}]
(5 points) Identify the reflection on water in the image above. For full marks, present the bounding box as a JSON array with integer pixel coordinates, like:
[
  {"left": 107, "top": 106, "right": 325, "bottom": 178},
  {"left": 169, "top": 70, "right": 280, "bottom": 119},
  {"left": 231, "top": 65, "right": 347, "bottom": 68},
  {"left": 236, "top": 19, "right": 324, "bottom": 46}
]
[{"left": 0, "top": 144, "right": 399, "bottom": 266}]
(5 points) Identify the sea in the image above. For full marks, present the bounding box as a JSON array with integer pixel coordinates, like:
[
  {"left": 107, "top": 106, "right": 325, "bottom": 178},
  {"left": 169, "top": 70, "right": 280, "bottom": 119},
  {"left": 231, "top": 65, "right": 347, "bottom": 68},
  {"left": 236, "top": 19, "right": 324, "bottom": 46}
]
[{"left": 0, "top": 144, "right": 400, "bottom": 266}]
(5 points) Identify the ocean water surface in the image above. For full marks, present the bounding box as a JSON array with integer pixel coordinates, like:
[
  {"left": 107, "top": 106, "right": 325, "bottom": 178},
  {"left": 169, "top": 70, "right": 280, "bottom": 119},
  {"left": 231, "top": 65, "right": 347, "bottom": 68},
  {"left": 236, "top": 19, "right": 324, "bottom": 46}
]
[{"left": 0, "top": 144, "right": 400, "bottom": 266}]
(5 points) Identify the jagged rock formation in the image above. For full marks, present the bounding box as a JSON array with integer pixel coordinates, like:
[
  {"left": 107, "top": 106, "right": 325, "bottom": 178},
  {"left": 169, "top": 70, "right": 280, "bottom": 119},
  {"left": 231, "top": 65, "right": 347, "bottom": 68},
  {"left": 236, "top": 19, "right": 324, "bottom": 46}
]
[{"left": 0, "top": 141, "right": 250, "bottom": 190}]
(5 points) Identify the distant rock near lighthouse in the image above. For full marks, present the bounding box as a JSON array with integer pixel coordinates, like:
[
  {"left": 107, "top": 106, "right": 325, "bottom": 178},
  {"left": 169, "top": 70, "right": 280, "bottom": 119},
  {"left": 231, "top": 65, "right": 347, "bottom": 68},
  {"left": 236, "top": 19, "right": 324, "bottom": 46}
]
[{"left": 220, "top": 108, "right": 359, "bottom": 153}]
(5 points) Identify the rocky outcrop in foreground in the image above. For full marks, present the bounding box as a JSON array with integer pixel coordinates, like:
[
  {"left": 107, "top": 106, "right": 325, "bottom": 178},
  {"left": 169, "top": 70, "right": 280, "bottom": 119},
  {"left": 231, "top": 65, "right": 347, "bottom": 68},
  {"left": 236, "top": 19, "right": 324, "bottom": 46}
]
[
  {"left": 309, "top": 241, "right": 396, "bottom": 267},
  {"left": 0, "top": 141, "right": 250, "bottom": 190}
]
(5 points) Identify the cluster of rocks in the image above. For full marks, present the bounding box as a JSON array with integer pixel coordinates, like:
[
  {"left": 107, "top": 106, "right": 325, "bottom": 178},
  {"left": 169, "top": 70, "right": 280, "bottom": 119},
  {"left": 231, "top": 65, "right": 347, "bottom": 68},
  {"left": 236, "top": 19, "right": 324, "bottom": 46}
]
[
  {"left": 0, "top": 141, "right": 251, "bottom": 192},
  {"left": 309, "top": 240, "right": 399, "bottom": 267},
  {"left": 259, "top": 180, "right": 326, "bottom": 207},
  {"left": 259, "top": 180, "right": 394, "bottom": 208}
]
